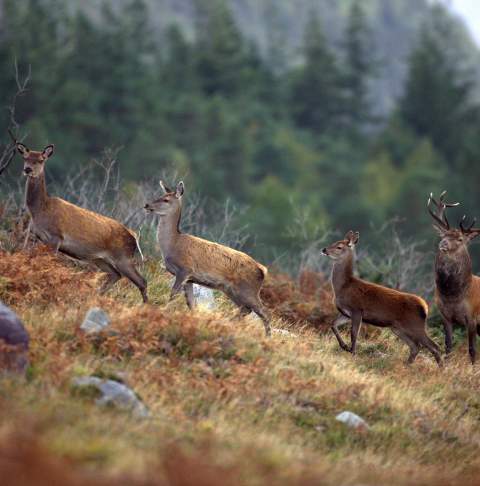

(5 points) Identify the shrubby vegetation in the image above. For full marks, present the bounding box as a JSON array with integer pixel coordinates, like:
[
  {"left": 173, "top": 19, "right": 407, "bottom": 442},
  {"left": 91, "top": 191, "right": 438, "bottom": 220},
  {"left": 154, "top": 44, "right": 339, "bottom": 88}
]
[{"left": 0, "top": 245, "right": 478, "bottom": 485}]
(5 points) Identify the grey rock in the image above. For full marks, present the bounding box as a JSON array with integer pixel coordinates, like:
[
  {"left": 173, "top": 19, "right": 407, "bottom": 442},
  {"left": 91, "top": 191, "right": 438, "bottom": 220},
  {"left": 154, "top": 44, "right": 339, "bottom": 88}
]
[
  {"left": 80, "top": 307, "right": 110, "bottom": 334},
  {"left": 72, "top": 376, "right": 149, "bottom": 418},
  {"left": 335, "top": 411, "right": 369, "bottom": 430},
  {"left": 0, "top": 301, "right": 29, "bottom": 373},
  {"left": 193, "top": 284, "right": 216, "bottom": 309}
]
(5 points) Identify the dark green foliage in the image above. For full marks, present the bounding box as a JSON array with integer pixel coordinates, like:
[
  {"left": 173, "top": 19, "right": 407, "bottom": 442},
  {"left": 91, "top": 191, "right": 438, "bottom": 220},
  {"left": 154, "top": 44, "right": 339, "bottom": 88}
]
[
  {"left": 1, "top": 0, "right": 480, "bottom": 267},
  {"left": 341, "top": 0, "right": 377, "bottom": 134},
  {"left": 400, "top": 4, "right": 478, "bottom": 162},
  {"left": 288, "top": 13, "right": 343, "bottom": 136}
]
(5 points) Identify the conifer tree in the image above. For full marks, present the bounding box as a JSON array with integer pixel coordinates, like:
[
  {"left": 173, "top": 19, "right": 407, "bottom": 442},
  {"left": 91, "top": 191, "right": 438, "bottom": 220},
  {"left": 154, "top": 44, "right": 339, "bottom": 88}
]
[
  {"left": 400, "top": 4, "right": 477, "bottom": 162},
  {"left": 342, "top": 0, "right": 376, "bottom": 134},
  {"left": 289, "top": 12, "right": 342, "bottom": 135}
]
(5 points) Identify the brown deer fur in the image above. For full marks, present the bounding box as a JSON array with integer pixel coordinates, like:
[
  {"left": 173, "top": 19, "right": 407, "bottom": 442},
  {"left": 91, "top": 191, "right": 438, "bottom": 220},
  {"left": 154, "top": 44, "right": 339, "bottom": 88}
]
[
  {"left": 144, "top": 181, "right": 271, "bottom": 336},
  {"left": 322, "top": 231, "right": 442, "bottom": 366},
  {"left": 428, "top": 192, "right": 480, "bottom": 364},
  {"left": 14, "top": 142, "right": 147, "bottom": 302}
]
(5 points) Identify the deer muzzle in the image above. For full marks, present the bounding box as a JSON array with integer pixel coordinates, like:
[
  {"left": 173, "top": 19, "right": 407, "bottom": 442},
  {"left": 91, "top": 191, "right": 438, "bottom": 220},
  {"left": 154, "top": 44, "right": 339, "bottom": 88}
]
[{"left": 439, "top": 241, "right": 449, "bottom": 252}]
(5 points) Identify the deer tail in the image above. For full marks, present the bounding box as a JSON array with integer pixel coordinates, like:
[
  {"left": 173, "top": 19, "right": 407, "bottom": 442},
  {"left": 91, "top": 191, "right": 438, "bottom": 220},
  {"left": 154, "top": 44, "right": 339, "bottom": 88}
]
[
  {"left": 418, "top": 298, "right": 428, "bottom": 321},
  {"left": 257, "top": 263, "right": 268, "bottom": 281},
  {"left": 135, "top": 236, "right": 144, "bottom": 262}
]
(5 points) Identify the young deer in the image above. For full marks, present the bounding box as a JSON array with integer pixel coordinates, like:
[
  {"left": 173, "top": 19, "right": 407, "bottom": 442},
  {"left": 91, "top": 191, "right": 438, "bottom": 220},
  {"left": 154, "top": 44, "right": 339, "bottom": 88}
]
[
  {"left": 13, "top": 140, "right": 147, "bottom": 302},
  {"left": 428, "top": 191, "right": 480, "bottom": 364},
  {"left": 144, "top": 181, "right": 271, "bottom": 336},
  {"left": 322, "top": 231, "right": 442, "bottom": 366}
]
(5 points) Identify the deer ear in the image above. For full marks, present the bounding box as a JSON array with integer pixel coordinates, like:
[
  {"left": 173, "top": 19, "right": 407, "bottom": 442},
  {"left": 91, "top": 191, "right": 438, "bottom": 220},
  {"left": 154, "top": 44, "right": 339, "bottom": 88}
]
[
  {"left": 347, "top": 231, "right": 359, "bottom": 247},
  {"left": 16, "top": 143, "right": 29, "bottom": 157},
  {"left": 344, "top": 230, "right": 354, "bottom": 241},
  {"left": 42, "top": 144, "right": 54, "bottom": 160},
  {"left": 159, "top": 180, "right": 172, "bottom": 194},
  {"left": 175, "top": 181, "right": 184, "bottom": 198}
]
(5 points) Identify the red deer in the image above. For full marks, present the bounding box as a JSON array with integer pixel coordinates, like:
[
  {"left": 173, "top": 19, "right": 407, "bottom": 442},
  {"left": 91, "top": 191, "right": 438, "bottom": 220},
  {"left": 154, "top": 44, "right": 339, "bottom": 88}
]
[
  {"left": 322, "top": 231, "right": 442, "bottom": 366},
  {"left": 428, "top": 191, "right": 480, "bottom": 364},
  {"left": 13, "top": 140, "right": 147, "bottom": 302},
  {"left": 144, "top": 181, "right": 271, "bottom": 336}
]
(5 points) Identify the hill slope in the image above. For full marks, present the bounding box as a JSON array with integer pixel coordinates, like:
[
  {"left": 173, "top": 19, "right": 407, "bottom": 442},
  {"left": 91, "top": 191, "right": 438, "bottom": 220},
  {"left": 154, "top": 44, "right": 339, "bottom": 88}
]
[{"left": 1, "top": 246, "right": 479, "bottom": 485}]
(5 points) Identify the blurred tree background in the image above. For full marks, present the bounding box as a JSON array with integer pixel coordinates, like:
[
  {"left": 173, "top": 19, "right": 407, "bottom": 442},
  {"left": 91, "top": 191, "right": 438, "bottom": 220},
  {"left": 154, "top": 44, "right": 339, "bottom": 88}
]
[{"left": 1, "top": 0, "right": 480, "bottom": 265}]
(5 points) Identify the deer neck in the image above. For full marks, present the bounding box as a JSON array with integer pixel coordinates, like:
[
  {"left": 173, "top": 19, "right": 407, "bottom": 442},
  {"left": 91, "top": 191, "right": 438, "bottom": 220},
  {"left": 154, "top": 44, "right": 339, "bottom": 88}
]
[
  {"left": 156, "top": 206, "right": 182, "bottom": 256},
  {"left": 435, "top": 247, "right": 472, "bottom": 300},
  {"left": 331, "top": 251, "right": 355, "bottom": 294},
  {"left": 25, "top": 173, "right": 49, "bottom": 215}
]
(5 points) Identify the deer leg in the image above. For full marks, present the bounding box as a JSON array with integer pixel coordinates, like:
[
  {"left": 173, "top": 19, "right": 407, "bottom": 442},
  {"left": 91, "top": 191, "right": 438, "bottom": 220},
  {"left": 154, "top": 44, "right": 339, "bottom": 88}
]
[
  {"left": 349, "top": 312, "right": 362, "bottom": 354},
  {"left": 227, "top": 293, "right": 251, "bottom": 320},
  {"left": 236, "top": 306, "right": 251, "bottom": 319},
  {"left": 418, "top": 334, "right": 443, "bottom": 368},
  {"left": 94, "top": 259, "right": 122, "bottom": 295},
  {"left": 99, "top": 272, "right": 122, "bottom": 295},
  {"left": 250, "top": 302, "right": 271, "bottom": 337},
  {"left": 44, "top": 234, "right": 63, "bottom": 254},
  {"left": 331, "top": 314, "right": 350, "bottom": 352},
  {"left": 230, "top": 290, "right": 271, "bottom": 337},
  {"left": 170, "top": 271, "right": 188, "bottom": 301},
  {"left": 391, "top": 328, "right": 419, "bottom": 364},
  {"left": 184, "top": 282, "right": 195, "bottom": 310},
  {"left": 22, "top": 220, "right": 32, "bottom": 250},
  {"left": 441, "top": 314, "right": 454, "bottom": 355},
  {"left": 467, "top": 323, "right": 477, "bottom": 365},
  {"left": 115, "top": 260, "right": 148, "bottom": 303}
]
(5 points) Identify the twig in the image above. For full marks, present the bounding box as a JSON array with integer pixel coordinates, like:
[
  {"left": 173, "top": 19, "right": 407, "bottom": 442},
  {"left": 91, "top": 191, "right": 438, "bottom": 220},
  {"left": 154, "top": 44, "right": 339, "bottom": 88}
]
[{"left": 0, "top": 60, "right": 31, "bottom": 177}]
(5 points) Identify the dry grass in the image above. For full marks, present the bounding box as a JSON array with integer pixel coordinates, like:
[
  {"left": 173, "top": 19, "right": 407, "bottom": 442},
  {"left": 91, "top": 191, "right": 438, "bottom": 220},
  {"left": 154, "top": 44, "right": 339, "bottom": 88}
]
[{"left": 1, "top": 247, "right": 480, "bottom": 485}]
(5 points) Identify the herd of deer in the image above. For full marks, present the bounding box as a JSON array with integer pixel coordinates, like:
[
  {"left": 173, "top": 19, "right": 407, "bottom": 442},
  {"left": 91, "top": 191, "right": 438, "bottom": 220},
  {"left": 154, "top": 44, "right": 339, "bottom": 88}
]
[{"left": 9, "top": 138, "right": 480, "bottom": 368}]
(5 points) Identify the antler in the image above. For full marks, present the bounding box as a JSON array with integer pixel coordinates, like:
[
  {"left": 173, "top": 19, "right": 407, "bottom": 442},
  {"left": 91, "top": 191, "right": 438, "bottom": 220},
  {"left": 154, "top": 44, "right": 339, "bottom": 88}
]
[
  {"left": 7, "top": 128, "right": 18, "bottom": 145},
  {"left": 459, "top": 215, "right": 480, "bottom": 235},
  {"left": 427, "top": 191, "right": 459, "bottom": 230}
]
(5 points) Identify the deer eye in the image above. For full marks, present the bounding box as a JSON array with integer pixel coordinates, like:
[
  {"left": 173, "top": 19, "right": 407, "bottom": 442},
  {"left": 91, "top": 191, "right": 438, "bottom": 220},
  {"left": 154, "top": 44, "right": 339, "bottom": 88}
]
[
  {"left": 337, "top": 246, "right": 342, "bottom": 249},
  {"left": 162, "top": 198, "right": 169, "bottom": 203}
]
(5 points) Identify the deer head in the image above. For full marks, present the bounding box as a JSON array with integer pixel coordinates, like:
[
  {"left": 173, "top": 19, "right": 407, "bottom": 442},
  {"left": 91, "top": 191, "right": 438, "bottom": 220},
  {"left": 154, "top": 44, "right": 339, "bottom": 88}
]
[
  {"left": 428, "top": 191, "right": 480, "bottom": 254},
  {"left": 322, "top": 230, "right": 359, "bottom": 260},
  {"left": 144, "top": 180, "right": 184, "bottom": 216},
  {"left": 14, "top": 138, "right": 54, "bottom": 179}
]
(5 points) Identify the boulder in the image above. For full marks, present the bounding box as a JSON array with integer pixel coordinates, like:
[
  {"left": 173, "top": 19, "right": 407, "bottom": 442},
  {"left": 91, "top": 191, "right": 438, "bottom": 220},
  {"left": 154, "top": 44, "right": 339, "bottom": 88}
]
[
  {"left": 335, "top": 411, "right": 369, "bottom": 430},
  {"left": 80, "top": 308, "right": 110, "bottom": 334},
  {"left": 72, "top": 376, "right": 149, "bottom": 418},
  {"left": 193, "top": 284, "right": 216, "bottom": 309},
  {"left": 0, "top": 301, "right": 29, "bottom": 374}
]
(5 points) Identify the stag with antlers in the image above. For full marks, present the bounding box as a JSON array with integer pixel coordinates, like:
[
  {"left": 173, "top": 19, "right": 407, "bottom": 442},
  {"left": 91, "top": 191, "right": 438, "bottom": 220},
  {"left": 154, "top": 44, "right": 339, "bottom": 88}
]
[{"left": 428, "top": 191, "right": 480, "bottom": 364}]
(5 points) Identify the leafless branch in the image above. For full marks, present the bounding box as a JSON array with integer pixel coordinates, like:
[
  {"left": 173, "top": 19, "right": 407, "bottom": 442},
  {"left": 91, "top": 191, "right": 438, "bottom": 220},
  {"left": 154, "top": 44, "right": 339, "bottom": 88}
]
[
  {"left": 358, "top": 220, "right": 433, "bottom": 298},
  {"left": 0, "top": 60, "right": 30, "bottom": 177}
]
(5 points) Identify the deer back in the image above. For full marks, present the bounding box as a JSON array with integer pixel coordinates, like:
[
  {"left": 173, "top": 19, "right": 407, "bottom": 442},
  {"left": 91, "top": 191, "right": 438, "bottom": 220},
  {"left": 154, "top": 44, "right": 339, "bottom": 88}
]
[
  {"left": 45, "top": 197, "right": 138, "bottom": 257},
  {"left": 171, "top": 234, "right": 267, "bottom": 286}
]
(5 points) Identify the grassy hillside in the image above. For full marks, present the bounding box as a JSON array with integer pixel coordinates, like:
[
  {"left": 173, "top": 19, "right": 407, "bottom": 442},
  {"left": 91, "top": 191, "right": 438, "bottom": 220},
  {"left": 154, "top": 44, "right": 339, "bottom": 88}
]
[{"left": 1, "top": 245, "right": 480, "bottom": 485}]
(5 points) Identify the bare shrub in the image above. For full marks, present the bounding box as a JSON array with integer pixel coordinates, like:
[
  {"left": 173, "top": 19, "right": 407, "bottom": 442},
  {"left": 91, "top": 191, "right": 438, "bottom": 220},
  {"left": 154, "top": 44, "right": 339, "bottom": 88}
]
[
  {"left": 280, "top": 201, "right": 333, "bottom": 276},
  {"left": 0, "top": 145, "right": 250, "bottom": 260},
  {"left": 357, "top": 220, "right": 433, "bottom": 299}
]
